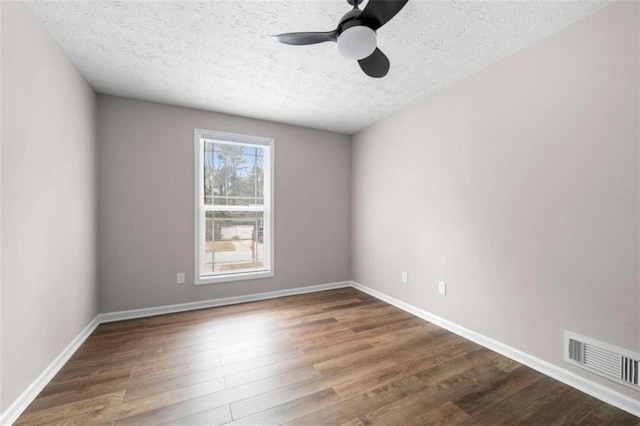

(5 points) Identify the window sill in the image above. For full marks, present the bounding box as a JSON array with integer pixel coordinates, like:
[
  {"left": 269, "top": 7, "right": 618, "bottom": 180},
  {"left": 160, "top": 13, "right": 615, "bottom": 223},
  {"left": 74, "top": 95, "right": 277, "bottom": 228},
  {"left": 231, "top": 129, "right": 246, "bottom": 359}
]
[{"left": 195, "top": 270, "right": 274, "bottom": 285}]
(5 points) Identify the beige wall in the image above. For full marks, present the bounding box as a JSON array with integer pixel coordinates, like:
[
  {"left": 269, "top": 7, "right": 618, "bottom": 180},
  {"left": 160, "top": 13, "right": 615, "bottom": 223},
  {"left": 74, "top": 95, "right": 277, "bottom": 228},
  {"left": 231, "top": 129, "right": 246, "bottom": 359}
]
[
  {"left": 97, "top": 95, "right": 350, "bottom": 313},
  {"left": 352, "top": 1, "right": 639, "bottom": 398},
  {"left": 1, "top": 1, "right": 98, "bottom": 412}
]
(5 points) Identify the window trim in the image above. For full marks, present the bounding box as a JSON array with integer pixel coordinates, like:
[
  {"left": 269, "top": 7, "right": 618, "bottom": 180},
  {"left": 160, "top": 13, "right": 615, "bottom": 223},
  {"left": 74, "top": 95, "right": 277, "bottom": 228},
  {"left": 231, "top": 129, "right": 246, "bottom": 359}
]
[{"left": 193, "top": 128, "right": 275, "bottom": 285}]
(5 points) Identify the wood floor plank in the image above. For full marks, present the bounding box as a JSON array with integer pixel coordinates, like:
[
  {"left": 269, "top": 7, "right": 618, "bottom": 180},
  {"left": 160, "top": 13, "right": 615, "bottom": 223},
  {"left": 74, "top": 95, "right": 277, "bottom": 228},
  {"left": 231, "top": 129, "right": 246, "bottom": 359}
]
[
  {"left": 586, "top": 400, "right": 640, "bottom": 425},
  {"left": 413, "top": 401, "right": 470, "bottom": 425},
  {"left": 73, "top": 378, "right": 226, "bottom": 423},
  {"left": 115, "top": 362, "right": 323, "bottom": 425},
  {"left": 518, "top": 387, "right": 602, "bottom": 425},
  {"left": 16, "top": 289, "right": 638, "bottom": 425},
  {"left": 27, "top": 367, "right": 133, "bottom": 410},
  {"left": 222, "top": 357, "right": 320, "bottom": 389},
  {"left": 229, "top": 376, "right": 334, "bottom": 420},
  {"left": 340, "top": 418, "right": 366, "bottom": 426},
  {"left": 296, "top": 317, "right": 426, "bottom": 351},
  {"left": 452, "top": 365, "right": 542, "bottom": 416},
  {"left": 349, "top": 311, "right": 415, "bottom": 333},
  {"left": 357, "top": 361, "right": 511, "bottom": 425},
  {"left": 355, "top": 387, "right": 438, "bottom": 425},
  {"left": 221, "top": 347, "right": 307, "bottom": 376},
  {"left": 462, "top": 376, "right": 569, "bottom": 424},
  {"left": 25, "top": 375, "right": 132, "bottom": 413},
  {"left": 230, "top": 358, "right": 403, "bottom": 419},
  {"left": 228, "top": 388, "right": 341, "bottom": 425},
  {"left": 163, "top": 404, "right": 232, "bottom": 426},
  {"left": 415, "top": 346, "right": 504, "bottom": 386},
  {"left": 122, "top": 366, "right": 227, "bottom": 402},
  {"left": 15, "top": 390, "right": 126, "bottom": 425},
  {"left": 312, "top": 328, "right": 443, "bottom": 377},
  {"left": 285, "top": 375, "right": 428, "bottom": 425},
  {"left": 332, "top": 345, "right": 474, "bottom": 400}
]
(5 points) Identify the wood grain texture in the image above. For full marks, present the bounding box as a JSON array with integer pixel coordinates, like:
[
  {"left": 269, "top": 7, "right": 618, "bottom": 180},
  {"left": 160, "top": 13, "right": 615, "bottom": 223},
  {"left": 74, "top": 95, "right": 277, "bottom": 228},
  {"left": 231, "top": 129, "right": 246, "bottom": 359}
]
[{"left": 16, "top": 288, "right": 640, "bottom": 425}]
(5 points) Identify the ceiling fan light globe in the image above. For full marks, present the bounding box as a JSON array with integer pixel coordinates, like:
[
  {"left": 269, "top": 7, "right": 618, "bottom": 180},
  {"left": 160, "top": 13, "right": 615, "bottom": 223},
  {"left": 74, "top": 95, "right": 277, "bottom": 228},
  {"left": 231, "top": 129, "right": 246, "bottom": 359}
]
[{"left": 337, "top": 26, "right": 377, "bottom": 60}]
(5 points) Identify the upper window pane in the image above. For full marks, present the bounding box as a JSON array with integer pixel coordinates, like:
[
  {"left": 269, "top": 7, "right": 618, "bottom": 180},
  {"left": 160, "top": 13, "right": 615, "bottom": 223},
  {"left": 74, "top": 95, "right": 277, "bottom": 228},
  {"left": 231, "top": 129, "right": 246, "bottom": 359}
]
[{"left": 203, "top": 141, "right": 265, "bottom": 206}]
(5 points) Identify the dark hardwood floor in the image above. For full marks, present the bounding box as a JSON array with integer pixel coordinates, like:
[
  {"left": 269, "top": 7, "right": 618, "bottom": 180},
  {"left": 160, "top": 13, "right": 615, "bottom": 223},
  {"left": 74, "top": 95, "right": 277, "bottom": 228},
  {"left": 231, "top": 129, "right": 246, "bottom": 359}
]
[{"left": 16, "top": 288, "right": 639, "bottom": 425}]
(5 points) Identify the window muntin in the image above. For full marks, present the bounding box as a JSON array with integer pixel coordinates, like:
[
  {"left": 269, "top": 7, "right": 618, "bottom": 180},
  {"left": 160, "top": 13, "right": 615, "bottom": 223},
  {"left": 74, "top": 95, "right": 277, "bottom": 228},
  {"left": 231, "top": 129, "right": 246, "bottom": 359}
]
[{"left": 195, "top": 129, "right": 274, "bottom": 284}]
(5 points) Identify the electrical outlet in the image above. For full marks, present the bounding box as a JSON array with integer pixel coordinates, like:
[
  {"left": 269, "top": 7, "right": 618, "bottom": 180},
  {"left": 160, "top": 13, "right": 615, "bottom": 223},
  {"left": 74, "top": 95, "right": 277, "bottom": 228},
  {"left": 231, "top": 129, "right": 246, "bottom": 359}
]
[
  {"left": 402, "top": 272, "right": 408, "bottom": 283},
  {"left": 438, "top": 281, "right": 446, "bottom": 295},
  {"left": 177, "top": 272, "right": 186, "bottom": 285}
]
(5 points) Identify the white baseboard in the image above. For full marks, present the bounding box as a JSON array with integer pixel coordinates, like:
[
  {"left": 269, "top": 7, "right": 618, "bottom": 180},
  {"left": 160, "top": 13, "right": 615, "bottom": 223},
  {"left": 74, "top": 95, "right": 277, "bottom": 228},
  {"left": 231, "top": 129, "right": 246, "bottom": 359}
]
[
  {"left": 0, "top": 281, "right": 351, "bottom": 424},
  {"left": 350, "top": 280, "right": 640, "bottom": 418},
  {"left": 98, "top": 281, "right": 352, "bottom": 323},
  {"left": 0, "top": 317, "right": 101, "bottom": 426}
]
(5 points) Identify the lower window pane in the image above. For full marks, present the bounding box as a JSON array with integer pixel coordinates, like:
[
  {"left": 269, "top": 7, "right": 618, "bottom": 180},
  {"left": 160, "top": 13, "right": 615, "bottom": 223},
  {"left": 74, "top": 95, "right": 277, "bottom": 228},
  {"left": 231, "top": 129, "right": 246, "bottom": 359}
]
[{"left": 204, "top": 211, "right": 265, "bottom": 274}]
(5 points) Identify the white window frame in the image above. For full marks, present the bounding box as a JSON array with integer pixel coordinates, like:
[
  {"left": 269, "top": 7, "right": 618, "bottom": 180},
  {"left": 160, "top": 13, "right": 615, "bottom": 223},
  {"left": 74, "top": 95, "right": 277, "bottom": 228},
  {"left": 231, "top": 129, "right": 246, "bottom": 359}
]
[{"left": 194, "top": 129, "right": 275, "bottom": 285}]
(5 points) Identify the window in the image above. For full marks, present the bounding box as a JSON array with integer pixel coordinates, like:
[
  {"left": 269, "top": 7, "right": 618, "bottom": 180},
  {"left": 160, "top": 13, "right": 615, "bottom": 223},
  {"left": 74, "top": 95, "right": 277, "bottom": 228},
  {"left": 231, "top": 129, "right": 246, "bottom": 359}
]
[{"left": 195, "top": 129, "right": 274, "bottom": 284}]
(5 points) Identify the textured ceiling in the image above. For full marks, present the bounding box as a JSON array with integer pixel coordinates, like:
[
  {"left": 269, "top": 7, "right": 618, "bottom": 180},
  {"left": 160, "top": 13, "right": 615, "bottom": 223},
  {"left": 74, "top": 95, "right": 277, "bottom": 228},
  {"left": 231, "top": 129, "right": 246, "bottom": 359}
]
[{"left": 26, "top": 0, "right": 610, "bottom": 134}]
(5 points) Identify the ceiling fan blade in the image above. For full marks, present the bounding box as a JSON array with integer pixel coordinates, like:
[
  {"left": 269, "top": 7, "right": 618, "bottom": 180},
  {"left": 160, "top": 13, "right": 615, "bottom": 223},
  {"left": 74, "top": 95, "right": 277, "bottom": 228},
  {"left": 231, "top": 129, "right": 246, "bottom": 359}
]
[
  {"left": 358, "top": 0, "right": 409, "bottom": 30},
  {"left": 358, "top": 48, "right": 390, "bottom": 78},
  {"left": 272, "top": 31, "right": 337, "bottom": 46}
]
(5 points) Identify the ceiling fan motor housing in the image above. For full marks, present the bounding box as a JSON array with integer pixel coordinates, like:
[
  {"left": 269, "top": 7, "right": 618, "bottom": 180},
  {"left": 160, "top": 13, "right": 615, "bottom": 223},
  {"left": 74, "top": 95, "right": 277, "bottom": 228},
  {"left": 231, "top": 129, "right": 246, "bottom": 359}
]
[
  {"left": 337, "top": 26, "right": 377, "bottom": 60},
  {"left": 336, "top": 8, "right": 378, "bottom": 60}
]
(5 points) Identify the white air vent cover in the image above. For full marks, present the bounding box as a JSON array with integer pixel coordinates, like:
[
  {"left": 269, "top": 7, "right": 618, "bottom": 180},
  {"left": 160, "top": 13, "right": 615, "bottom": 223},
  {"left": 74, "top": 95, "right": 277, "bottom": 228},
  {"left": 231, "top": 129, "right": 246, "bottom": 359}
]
[{"left": 565, "top": 331, "right": 639, "bottom": 390}]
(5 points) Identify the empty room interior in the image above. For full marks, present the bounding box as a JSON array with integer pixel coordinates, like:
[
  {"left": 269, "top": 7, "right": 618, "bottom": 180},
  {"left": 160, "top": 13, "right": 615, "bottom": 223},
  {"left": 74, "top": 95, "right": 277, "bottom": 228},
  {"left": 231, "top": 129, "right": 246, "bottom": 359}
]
[{"left": 1, "top": 0, "right": 639, "bottom": 424}]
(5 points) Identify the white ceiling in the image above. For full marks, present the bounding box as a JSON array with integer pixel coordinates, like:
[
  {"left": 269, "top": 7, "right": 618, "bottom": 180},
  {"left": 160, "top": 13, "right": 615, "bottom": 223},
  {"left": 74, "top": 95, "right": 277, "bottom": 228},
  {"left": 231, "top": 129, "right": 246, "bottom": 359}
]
[{"left": 26, "top": 0, "right": 609, "bottom": 134}]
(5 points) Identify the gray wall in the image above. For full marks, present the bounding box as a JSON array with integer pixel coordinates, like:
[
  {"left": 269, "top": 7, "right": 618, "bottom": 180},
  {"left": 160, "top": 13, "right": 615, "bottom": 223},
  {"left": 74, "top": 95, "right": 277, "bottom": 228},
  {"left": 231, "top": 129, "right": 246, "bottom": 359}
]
[
  {"left": 97, "top": 95, "right": 350, "bottom": 313},
  {"left": 1, "top": 1, "right": 98, "bottom": 411},
  {"left": 352, "top": 1, "right": 639, "bottom": 398}
]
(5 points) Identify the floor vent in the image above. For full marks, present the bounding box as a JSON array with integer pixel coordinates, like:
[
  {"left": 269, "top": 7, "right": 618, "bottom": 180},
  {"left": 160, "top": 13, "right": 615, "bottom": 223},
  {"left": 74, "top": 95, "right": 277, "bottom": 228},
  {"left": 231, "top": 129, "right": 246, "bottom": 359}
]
[{"left": 565, "top": 331, "right": 640, "bottom": 390}]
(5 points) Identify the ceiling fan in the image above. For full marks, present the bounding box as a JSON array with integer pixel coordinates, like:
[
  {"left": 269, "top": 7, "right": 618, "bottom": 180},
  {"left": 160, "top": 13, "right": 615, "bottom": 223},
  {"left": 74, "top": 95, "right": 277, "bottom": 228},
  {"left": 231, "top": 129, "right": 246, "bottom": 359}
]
[{"left": 272, "top": 0, "right": 409, "bottom": 78}]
